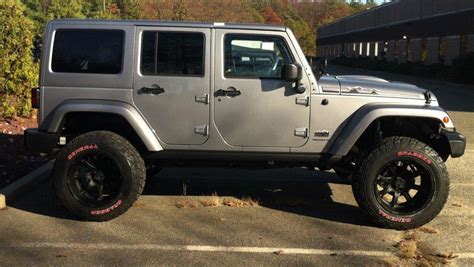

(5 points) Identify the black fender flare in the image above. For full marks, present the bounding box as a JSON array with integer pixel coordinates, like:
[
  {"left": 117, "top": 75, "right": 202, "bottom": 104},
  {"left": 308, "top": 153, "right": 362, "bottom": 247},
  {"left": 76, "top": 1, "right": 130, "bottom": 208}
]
[
  {"left": 324, "top": 103, "right": 454, "bottom": 156},
  {"left": 39, "top": 100, "right": 163, "bottom": 151}
]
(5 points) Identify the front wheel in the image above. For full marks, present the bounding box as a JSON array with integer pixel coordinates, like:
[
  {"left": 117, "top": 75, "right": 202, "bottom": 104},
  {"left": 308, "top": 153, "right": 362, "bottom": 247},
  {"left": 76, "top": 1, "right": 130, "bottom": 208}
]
[
  {"left": 53, "top": 131, "right": 146, "bottom": 221},
  {"left": 352, "top": 136, "right": 449, "bottom": 230}
]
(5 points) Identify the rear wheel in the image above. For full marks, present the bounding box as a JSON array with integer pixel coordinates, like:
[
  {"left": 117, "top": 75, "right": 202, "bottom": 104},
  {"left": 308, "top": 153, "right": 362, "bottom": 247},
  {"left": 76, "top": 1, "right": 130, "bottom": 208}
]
[
  {"left": 352, "top": 136, "right": 449, "bottom": 230},
  {"left": 53, "top": 131, "right": 146, "bottom": 221}
]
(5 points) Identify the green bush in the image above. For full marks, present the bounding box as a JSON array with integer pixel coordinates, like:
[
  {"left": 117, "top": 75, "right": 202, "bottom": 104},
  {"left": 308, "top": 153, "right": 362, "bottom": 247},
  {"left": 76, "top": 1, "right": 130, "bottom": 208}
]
[{"left": 0, "top": 0, "right": 38, "bottom": 119}]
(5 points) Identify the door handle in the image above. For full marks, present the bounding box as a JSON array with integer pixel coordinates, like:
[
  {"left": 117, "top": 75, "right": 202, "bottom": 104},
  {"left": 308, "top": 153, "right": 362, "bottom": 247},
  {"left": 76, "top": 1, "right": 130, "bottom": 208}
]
[
  {"left": 215, "top": 87, "right": 241, "bottom": 97},
  {"left": 141, "top": 85, "right": 165, "bottom": 95}
]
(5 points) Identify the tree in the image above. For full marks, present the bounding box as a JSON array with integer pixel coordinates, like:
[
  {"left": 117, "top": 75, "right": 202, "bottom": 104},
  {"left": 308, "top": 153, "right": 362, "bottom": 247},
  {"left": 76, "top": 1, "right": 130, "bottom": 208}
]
[
  {"left": 22, "top": 0, "right": 48, "bottom": 58},
  {"left": 261, "top": 6, "right": 283, "bottom": 25},
  {"left": 81, "top": 0, "right": 116, "bottom": 19},
  {"left": 258, "top": 1, "right": 316, "bottom": 55},
  {"left": 171, "top": 0, "right": 190, "bottom": 21},
  {"left": 194, "top": 0, "right": 262, "bottom": 23},
  {"left": 47, "top": 0, "right": 85, "bottom": 19},
  {"left": 116, "top": 0, "right": 141, "bottom": 19},
  {"left": 348, "top": 0, "right": 376, "bottom": 13},
  {"left": 0, "top": 0, "right": 38, "bottom": 118}
]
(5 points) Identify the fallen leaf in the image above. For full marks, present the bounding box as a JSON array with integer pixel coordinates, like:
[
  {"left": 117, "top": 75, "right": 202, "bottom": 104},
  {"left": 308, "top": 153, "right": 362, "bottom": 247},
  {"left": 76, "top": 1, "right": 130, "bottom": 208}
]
[
  {"left": 396, "top": 240, "right": 417, "bottom": 259},
  {"left": 435, "top": 252, "right": 458, "bottom": 260},
  {"left": 418, "top": 226, "right": 439, "bottom": 234}
]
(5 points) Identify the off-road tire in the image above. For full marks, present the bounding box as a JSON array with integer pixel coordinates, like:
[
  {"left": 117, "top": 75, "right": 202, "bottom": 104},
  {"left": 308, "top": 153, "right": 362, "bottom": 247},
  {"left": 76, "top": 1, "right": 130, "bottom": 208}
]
[
  {"left": 352, "top": 136, "right": 449, "bottom": 230},
  {"left": 53, "top": 131, "right": 146, "bottom": 221}
]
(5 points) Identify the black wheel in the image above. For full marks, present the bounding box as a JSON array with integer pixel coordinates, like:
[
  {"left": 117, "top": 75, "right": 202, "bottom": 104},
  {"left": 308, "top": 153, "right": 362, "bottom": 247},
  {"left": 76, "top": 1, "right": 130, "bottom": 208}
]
[
  {"left": 352, "top": 136, "right": 449, "bottom": 230},
  {"left": 53, "top": 131, "right": 146, "bottom": 221}
]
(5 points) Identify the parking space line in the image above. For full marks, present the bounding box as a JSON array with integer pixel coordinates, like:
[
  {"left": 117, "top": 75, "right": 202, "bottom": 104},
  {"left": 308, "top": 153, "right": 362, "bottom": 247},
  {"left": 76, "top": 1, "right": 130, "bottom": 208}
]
[
  {"left": 10, "top": 242, "right": 395, "bottom": 257},
  {"left": 458, "top": 253, "right": 474, "bottom": 258},
  {"left": 9, "top": 243, "right": 474, "bottom": 259},
  {"left": 451, "top": 183, "right": 474, "bottom": 187},
  {"left": 8, "top": 242, "right": 474, "bottom": 259}
]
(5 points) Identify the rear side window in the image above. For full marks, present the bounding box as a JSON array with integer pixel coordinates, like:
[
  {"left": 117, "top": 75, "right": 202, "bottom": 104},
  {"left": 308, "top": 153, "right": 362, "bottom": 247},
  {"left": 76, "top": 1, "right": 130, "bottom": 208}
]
[
  {"left": 140, "top": 31, "right": 204, "bottom": 76},
  {"left": 52, "top": 29, "right": 124, "bottom": 74}
]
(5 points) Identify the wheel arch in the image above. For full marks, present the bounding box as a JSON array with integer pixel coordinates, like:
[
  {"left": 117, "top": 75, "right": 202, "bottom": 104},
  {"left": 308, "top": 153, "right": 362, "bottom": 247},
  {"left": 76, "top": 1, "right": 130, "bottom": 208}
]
[
  {"left": 326, "top": 104, "right": 454, "bottom": 158},
  {"left": 40, "top": 100, "right": 163, "bottom": 152}
]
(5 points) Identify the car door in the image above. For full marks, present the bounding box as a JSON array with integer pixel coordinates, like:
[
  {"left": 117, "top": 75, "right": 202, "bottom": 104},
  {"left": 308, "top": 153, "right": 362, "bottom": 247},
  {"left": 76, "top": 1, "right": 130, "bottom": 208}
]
[
  {"left": 133, "top": 27, "right": 211, "bottom": 145},
  {"left": 214, "top": 30, "right": 310, "bottom": 148}
]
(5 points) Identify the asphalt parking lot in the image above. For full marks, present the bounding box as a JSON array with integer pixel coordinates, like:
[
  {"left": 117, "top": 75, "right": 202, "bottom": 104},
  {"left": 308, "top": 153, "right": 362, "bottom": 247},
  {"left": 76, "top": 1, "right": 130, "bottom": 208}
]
[{"left": 1, "top": 66, "right": 473, "bottom": 266}]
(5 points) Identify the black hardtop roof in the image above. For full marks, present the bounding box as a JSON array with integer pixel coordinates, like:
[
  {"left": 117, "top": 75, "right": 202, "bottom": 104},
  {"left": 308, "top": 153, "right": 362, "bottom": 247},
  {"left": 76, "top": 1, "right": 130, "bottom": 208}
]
[{"left": 49, "top": 19, "right": 287, "bottom": 32}]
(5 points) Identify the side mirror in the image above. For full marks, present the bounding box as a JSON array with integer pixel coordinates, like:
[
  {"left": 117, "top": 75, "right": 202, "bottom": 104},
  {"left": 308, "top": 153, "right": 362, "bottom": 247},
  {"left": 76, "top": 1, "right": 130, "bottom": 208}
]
[
  {"left": 281, "top": 63, "right": 302, "bottom": 82},
  {"left": 281, "top": 63, "right": 305, "bottom": 94},
  {"left": 317, "top": 58, "right": 328, "bottom": 81}
]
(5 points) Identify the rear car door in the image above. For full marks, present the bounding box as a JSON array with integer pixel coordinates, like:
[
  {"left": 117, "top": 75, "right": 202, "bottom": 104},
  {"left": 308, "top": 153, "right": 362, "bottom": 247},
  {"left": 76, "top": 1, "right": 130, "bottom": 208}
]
[
  {"left": 213, "top": 30, "right": 311, "bottom": 148},
  {"left": 133, "top": 27, "right": 210, "bottom": 145}
]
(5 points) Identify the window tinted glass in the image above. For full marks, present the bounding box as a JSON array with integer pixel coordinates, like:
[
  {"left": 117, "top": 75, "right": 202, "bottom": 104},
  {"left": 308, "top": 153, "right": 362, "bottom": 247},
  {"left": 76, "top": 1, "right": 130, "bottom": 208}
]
[
  {"left": 52, "top": 29, "right": 124, "bottom": 74},
  {"left": 224, "top": 35, "right": 293, "bottom": 79},
  {"left": 141, "top": 32, "right": 204, "bottom": 76}
]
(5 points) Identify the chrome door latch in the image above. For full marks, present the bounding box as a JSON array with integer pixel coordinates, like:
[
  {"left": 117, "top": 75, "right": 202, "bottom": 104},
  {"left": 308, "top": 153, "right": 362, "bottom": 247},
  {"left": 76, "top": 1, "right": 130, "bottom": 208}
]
[
  {"left": 294, "top": 127, "right": 308, "bottom": 138},
  {"left": 295, "top": 96, "right": 309, "bottom": 106},
  {"left": 194, "top": 125, "right": 209, "bottom": 136},
  {"left": 195, "top": 94, "right": 209, "bottom": 104}
]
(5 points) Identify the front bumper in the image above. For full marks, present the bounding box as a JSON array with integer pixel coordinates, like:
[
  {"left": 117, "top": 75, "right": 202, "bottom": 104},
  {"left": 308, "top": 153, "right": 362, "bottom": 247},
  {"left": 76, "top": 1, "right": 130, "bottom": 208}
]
[
  {"left": 24, "top": 128, "right": 58, "bottom": 154},
  {"left": 441, "top": 129, "right": 466, "bottom": 158}
]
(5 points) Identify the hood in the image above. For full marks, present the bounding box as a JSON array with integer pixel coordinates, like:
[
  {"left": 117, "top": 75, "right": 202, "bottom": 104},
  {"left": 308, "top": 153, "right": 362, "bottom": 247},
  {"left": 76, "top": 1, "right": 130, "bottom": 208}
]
[{"left": 319, "top": 75, "right": 435, "bottom": 101}]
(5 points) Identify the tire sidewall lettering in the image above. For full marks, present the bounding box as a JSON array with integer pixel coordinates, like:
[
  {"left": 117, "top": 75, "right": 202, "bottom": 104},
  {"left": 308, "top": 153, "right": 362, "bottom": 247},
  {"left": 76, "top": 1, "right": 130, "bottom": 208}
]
[
  {"left": 397, "top": 151, "right": 432, "bottom": 165},
  {"left": 67, "top": 144, "right": 99, "bottom": 160},
  {"left": 90, "top": 200, "right": 122, "bottom": 215},
  {"left": 378, "top": 209, "right": 412, "bottom": 223}
]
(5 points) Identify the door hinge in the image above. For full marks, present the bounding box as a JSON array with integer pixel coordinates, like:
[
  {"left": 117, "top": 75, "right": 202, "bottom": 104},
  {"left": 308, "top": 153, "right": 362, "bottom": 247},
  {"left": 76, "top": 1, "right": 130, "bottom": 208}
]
[
  {"left": 295, "top": 96, "right": 309, "bottom": 106},
  {"left": 194, "top": 125, "right": 209, "bottom": 136},
  {"left": 195, "top": 94, "right": 209, "bottom": 104},
  {"left": 294, "top": 127, "right": 308, "bottom": 138}
]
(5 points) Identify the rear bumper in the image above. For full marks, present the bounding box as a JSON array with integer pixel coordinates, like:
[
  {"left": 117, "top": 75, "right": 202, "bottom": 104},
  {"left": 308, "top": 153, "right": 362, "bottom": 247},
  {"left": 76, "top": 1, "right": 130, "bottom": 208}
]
[
  {"left": 24, "top": 128, "right": 58, "bottom": 154},
  {"left": 441, "top": 129, "right": 466, "bottom": 158}
]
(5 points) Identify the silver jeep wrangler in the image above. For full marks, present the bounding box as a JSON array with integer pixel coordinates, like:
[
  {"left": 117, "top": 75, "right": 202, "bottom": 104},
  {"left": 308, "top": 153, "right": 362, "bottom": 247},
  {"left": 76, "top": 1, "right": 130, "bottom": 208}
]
[{"left": 25, "top": 20, "right": 466, "bottom": 229}]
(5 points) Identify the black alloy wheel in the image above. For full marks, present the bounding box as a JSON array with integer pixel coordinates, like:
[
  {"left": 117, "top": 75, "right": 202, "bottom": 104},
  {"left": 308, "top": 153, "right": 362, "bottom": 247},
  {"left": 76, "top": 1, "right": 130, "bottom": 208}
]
[
  {"left": 352, "top": 136, "right": 449, "bottom": 230},
  {"left": 53, "top": 131, "right": 146, "bottom": 221},
  {"left": 66, "top": 152, "right": 124, "bottom": 208},
  {"left": 374, "top": 159, "right": 435, "bottom": 215}
]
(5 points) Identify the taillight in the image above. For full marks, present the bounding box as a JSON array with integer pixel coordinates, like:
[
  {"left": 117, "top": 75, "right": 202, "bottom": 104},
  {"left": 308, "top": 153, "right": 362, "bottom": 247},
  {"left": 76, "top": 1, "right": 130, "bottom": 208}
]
[{"left": 31, "top": 87, "right": 40, "bottom": 109}]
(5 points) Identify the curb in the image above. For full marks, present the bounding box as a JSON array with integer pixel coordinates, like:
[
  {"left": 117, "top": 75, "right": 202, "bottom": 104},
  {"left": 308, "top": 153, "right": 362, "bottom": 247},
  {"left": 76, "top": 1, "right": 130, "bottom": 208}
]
[{"left": 0, "top": 160, "right": 54, "bottom": 208}]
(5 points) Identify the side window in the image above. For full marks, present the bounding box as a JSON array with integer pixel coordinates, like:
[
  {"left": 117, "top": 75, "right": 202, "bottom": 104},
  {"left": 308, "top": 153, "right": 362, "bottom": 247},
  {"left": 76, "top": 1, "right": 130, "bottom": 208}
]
[
  {"left": 224, "top": 34, "right": 293, "bottom": 79},
  {"left": 52, "top": 29, "right": 124, "bottom": 74},
  {"left": 141, "top": 31, "right": 204, "bottom": 76}
]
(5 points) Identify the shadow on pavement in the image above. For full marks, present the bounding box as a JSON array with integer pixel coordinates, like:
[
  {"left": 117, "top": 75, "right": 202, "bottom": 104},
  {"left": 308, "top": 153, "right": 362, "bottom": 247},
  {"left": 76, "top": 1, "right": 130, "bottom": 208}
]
[
  {"left": 144, "top": 168, "right": 373, "bottom": 227},
  {"left": 10, "top": 167, "right": 373, "bottom": 227},
  {"left": 9, "top": 178, "right": 76, "bottom": 220}
]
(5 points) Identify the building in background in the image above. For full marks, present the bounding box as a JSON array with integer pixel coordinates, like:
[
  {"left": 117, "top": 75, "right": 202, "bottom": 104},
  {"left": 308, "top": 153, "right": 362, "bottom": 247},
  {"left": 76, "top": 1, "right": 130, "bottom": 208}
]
[{"left": 316, "top": 0, "right": 474, "bottom": 65}]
